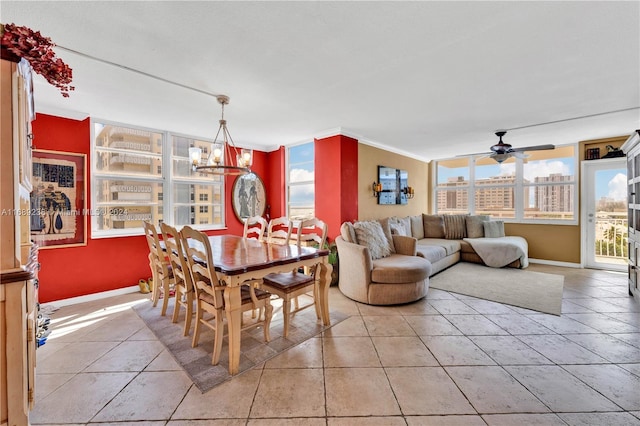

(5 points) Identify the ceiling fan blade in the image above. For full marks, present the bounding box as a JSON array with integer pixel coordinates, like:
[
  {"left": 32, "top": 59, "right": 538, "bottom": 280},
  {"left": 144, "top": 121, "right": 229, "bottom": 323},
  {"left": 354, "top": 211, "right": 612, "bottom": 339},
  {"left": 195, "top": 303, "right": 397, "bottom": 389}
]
[
  {"left": 455, "top": 151, "right": 492, "bottom": 157},
  {"left": 511, "top": 144, "right": 555, "bottom": 152}
]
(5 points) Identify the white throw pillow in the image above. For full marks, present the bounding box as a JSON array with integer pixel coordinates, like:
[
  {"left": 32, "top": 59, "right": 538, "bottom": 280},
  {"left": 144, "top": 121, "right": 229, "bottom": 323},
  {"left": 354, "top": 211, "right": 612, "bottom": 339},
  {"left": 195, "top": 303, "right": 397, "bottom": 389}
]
[{"left": 354, "top": 220, "right": 392, "bottom": 260}]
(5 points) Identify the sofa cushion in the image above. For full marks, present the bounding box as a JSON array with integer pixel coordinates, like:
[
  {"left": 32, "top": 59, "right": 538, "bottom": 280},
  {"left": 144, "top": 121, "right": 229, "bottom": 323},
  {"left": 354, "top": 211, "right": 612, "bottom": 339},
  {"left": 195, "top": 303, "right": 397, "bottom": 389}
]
[
  {"left": 444, "top": 214, "right": 469, "bottom": 239},
  {"left": 371, "top": 254, "right": 431, "bottom": 283},
  {"left": 423, "top": 214, "right": 446, "bottom": 238},
  {"left": 389, "top": 219, "right": 410, "bottom": 236},
  {"left": 397, "top": 216, "right": 412, "bottom": 237},
  {"left": 410, "top": 215, "right": 425, "bottom": 240},
  {"left": 466, "top": 215, "right": 490, "bottom": 238},
  {"left": 417, "top": 238, "right": 461, "bottom": 256},
  {"left": 484, "top": 220, "right": 505, "bottom": 238},
  {"left": 340, "top": 222, "right": 357, "bottom": 243},
  {"left": 416, "top": 244, "right": 447, "bottom": 263},
  {"left": 354, "top": 220, "right": 392, "bottom": 259}
]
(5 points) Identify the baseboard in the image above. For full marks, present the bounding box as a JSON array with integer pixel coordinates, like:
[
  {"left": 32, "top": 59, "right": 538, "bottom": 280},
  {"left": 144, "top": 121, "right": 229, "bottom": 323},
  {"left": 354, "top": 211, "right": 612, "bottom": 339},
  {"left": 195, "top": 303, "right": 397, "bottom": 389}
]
[
  {"left": 528, "top": 258, "right": 582, "bottom": 268},
  {"left": 43, "top": 285, "right": 141, "bottom": 308}
]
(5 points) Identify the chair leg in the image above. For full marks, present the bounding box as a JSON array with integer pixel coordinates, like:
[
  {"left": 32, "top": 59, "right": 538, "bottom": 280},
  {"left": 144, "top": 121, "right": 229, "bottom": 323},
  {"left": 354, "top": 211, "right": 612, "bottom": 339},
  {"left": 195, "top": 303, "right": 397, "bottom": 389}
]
[
  {"left": 161, "top": 280, "right": 170, "bottom": 316},
  {"left": 263, "top": 302, "right": 273, "bottom": 342},
  {"left": 172, "top": 288, "right": 181, "bottom": 324},
  {"left": 312, "top": 284, "right": 321, "bottom": 320},
  {"left": 192, "top": 304, "right": 202, "bottom": 348},
  {"left": 183, "top": 293, "right": 193, "bottom": 336},
  {"left": 282, "top": 298, "right": 292, "bottom": 338},
  {"left": 211, "top": 314, "right": 224, "bottom": 365}
]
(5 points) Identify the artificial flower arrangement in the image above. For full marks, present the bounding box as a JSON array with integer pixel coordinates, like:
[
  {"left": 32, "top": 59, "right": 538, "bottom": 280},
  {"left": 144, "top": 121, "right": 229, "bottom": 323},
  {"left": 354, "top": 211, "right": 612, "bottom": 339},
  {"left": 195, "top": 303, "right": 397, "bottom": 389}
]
[{"left": 1, "top": 23, "right": 74, "bottom": 97}]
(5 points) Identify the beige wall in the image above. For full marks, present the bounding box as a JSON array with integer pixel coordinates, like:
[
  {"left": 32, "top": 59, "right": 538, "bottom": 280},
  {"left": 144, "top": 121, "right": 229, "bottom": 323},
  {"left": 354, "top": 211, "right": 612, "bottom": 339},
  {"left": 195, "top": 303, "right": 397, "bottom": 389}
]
[{"left": 358, "top": 144, "right": 429, "bottom": 220}]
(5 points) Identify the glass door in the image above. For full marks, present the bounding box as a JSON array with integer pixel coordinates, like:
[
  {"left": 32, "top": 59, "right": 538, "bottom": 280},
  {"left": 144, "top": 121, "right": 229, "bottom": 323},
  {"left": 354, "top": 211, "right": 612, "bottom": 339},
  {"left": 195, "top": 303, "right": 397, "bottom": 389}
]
[{"left": 582, "top": 158, "right": 627, "bottom": 270}]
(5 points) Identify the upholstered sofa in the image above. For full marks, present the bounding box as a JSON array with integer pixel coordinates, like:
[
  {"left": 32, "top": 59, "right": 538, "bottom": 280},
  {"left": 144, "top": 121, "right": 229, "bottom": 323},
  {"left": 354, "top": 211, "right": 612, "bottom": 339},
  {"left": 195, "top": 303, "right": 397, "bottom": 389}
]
[{"left": 336, "top": 214, "right": 528, "bottom": 305}]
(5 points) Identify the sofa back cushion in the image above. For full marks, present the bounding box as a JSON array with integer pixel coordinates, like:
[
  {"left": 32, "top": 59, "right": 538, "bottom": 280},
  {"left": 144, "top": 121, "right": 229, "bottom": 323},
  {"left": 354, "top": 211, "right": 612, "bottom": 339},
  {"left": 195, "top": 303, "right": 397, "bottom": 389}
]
[
  {"left": 354, "top": 220, "right": 393, "bottom": 259},
  {"left": 423, "top": 214, "right": 446, "bottom": 238},
  {"left": 466, "top": 215, "right": 491, "bottom": 238},
  {"left": 410, "top": 215, "right": 425, "bottom": 239},
  {"left": 389, "top": 221, "right": 410, "bottom": 236},
  {"left": 443, "top": 214, "right": 468, "bottom": 239}
]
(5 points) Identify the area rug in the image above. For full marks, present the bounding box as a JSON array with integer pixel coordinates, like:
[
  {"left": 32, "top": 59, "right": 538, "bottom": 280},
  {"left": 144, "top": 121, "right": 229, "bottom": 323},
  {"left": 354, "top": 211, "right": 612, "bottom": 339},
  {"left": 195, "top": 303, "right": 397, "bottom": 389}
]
[
  {"left": 134, "top": 297, "right": 348, "bottom": 393},
  {"left": 429, "top": 262, "right": 564, "bottom": 315}
]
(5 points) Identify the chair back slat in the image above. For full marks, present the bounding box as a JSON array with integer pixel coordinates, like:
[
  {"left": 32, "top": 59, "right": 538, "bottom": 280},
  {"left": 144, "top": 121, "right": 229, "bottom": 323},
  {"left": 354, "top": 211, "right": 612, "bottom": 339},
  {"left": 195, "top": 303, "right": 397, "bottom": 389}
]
[
  {"left": 243, "top": 216, "right": 268, "bottom": 241},
  {"left": 144, "top": 221, "right": 170, "bottom": 278},
  {"left": 266, "top": 217, "right": 293, "bottom": 245},
  {"left": 180, "top": 226, "right": 224, "bottom": 309},
  {"left": 160, "top": 223, "right": 193, "bottom": 295},
  {"left": 295, "top": 218, "right": 328, "bottom": 249}
]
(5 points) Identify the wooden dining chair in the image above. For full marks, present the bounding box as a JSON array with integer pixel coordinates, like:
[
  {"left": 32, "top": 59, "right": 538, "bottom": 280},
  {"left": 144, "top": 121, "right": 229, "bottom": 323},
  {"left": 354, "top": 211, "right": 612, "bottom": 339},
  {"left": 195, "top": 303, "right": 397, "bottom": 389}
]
[
  {"left": 160, "top": 223, "right": 194, "bottom": 336},
  {"left": 265, "top": 216, "right": 293, "bottom": 245},
  {"left": 261, "top": 217, "right": 328, "bottom": 337},
  {"left": 242, "top": 216, "right": 268, "bottom": 241},
  {"left": 143, "top": 221, "right": 174, "bottom": 316},
  {"left": 180, "top": 225, "right": 273, "bottom": 365}
]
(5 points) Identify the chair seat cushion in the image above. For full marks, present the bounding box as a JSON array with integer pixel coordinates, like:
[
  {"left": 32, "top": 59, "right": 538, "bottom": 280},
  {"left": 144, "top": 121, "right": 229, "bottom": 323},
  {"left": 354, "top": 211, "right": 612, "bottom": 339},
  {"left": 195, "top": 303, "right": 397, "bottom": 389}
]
[
  {"left": 371, "top": 254, "right": 431, "bottom": 284},
  {"left": 263, "top": 271, "right": 314, "bottom": 292},
  {"left": 198, "top": 284, "right": 271, "bottom": 305}
]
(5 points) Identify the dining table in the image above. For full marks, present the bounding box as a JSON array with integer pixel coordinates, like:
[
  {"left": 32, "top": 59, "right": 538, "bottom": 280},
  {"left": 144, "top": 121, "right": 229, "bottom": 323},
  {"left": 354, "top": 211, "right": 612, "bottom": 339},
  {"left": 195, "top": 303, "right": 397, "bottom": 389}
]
[{"left": 199, "top": 234, "right": 332, "bottom": 375}]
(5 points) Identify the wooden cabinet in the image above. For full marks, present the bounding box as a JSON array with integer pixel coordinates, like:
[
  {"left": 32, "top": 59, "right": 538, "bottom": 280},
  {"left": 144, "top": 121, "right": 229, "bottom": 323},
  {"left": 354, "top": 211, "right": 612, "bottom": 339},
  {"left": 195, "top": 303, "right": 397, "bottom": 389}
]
[
  {"left": 621, "top": 129, "right": 640, "bottom": 298},
  {"left": 1, "top": 54, "right": 38, "bottom": 426}
]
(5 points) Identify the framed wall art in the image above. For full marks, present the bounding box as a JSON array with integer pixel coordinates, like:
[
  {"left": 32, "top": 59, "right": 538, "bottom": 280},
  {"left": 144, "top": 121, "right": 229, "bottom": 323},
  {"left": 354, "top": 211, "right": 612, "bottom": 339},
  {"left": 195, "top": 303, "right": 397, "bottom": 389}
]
[
  {"left": 30, "top": 149, "right": 87, "bottom": 248},
  {"left": 231, "top": 172, "right": 266, "bottom": 222}
]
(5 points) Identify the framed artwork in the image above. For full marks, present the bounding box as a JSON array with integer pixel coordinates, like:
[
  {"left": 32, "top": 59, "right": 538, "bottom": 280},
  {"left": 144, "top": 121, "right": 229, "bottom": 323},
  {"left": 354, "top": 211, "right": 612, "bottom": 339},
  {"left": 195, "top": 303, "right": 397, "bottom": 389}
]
[
  {"left": 231, "top": 172, "right": 266, "bottom": 222},
  {"left": 30, "top": 149, "right": 87, "bottom": 248}
]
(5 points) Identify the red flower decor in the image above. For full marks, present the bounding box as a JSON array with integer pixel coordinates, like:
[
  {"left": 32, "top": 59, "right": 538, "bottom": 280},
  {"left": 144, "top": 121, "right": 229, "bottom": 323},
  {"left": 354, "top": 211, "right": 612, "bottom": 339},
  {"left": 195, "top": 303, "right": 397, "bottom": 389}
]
[{"left": 1, "top": 23, "right": 74, "bottom": 97}]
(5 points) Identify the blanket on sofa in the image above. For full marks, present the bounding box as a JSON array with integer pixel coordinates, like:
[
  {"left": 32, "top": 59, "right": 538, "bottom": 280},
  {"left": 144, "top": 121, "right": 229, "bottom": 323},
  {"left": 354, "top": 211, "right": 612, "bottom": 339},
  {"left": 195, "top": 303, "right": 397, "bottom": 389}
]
[{"left": 463, "top": 236, "right": 529, "bottom": 268}]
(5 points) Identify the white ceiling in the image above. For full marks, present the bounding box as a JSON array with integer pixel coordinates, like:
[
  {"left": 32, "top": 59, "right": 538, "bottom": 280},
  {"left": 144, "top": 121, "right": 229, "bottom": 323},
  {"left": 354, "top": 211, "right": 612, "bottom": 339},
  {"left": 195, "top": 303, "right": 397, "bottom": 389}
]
[{"left": 3, "top": 1, "right": 639, "bottom": 161}]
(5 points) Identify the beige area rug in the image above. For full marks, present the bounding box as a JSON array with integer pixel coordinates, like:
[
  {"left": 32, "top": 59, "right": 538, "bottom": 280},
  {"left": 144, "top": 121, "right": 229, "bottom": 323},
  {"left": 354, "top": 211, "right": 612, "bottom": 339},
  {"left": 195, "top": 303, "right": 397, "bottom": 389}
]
[
  {"left": 134, "top": 297, "right": 348, "bottom": 393},
  {"left": 430, "top": 262, "right": 564, "bottom": 315}
]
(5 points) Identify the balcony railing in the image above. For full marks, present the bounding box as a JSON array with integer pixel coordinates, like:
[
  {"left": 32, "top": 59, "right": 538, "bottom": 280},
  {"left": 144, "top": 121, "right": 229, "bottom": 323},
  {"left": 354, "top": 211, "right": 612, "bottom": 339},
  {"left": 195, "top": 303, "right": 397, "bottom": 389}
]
[{"left": 595, "top": 216, "right": 628, "bottom": 261}]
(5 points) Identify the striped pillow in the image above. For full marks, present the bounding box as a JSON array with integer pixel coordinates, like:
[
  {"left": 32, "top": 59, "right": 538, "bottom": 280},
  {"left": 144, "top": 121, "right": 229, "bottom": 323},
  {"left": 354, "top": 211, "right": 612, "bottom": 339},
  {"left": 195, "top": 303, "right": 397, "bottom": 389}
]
[
  {"left": 353, "top": 220, "right": 392, "bottom": 260},
  {"left": 443, "top": 214, "right": 468, "bottom": 239}
]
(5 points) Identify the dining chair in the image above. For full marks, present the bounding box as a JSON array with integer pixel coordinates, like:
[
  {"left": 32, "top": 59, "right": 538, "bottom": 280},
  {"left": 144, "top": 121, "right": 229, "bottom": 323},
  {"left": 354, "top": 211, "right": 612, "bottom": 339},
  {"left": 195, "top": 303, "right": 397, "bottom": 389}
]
[
  {"left": 261, "top": 217, "right": 328, "bottom": 337},
  {"left": 180, "top": 225, "right": 273, "bottom": 365},
  {"left": 160, "top": 223, "right": 194, "bottom": 336},
  {"left": 265, "top": 216, "right": 293, "bottom": 245},
  {"left": 242, "top": 216, "right": 268, "bottom": 241},
  {"left": 143, "top": 221, "right": 174, "bottom": 316}
]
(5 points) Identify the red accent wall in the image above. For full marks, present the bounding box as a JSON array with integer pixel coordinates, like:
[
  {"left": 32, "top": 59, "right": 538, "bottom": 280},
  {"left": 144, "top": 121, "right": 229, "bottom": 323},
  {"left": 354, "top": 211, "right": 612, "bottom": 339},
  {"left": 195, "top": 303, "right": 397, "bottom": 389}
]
[
  {"left": 266, "top": 147, "right": 286, "bottom": 220},
  {"left": 315, "top": 135, "right": 358, "bottom": 240},
  {"left": 31, "top": 114, "right": 271, "bottom": 302}
]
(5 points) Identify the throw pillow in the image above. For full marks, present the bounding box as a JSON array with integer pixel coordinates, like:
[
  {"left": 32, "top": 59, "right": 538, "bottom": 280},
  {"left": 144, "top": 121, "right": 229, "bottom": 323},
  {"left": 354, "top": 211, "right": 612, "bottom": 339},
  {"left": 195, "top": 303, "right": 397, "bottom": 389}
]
[
  {"left": 390, "top": 222, "right": 409, "bottom": 236},
  {"left": 423, "top": 214, "right": 446, "bottom": 238},
  {"left": 466, "top": 215, "right": 490, "bottom": 238},
  {"left": 443, "top": 214, "right": 469, "bottom": 239},
  {"left": 410, "top": 214, "right": 425, "bottom": 239},
  {"left": 340, "top": 222, "right": 357, "bottom": 243},
  {"left": 483, "top": 220, "right": 505, "bottom": 238},
  {"left": 377, "top": 217, "right": 397, "bottom": 253},
  {"left": 353, "top": 220, "right": 392, "bottom": 260},
  {"left": 398, "top": 216, "right": 412, "bottom": 238}
]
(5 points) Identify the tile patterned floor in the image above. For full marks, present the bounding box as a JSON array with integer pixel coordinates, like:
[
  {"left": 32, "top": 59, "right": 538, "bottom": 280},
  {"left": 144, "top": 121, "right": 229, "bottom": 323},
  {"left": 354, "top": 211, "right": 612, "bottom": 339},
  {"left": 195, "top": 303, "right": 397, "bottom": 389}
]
[{"left": 31, "top": 264, "right": 640, "bottom": 425}]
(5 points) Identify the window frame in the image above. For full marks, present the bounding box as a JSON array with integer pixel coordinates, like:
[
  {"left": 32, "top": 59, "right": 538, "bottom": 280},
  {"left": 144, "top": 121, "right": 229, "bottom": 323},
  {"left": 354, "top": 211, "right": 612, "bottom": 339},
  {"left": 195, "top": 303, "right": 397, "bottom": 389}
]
[
  {"left": 90, "top": 119, "right": 226, "bottom": 238},
  {"left": 432, "top": 144, "right": 578, "bottom": 225}
]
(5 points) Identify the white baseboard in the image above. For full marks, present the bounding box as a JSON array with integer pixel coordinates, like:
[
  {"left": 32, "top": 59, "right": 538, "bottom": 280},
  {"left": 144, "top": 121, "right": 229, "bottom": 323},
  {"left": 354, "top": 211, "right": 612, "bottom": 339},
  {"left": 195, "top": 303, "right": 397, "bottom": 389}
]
[
  {"left": 43, "top": 285, "right": 141, "bottom": 308},
  {"left": 528, "top": 258, "right": 582, "bottom": 268}
]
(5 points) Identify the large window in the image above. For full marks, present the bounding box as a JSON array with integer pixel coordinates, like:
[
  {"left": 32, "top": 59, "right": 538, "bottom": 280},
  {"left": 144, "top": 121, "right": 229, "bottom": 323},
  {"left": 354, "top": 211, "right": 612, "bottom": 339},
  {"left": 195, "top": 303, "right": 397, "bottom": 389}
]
[
  {"left": 287, "top": 142, "right": 315, "bottom": 220},
  {"left": 92, "top": 122, "right": 224, "bottom": 237},
  {"left": 434, "top": 146, "right": 577, "bottom": 223}
]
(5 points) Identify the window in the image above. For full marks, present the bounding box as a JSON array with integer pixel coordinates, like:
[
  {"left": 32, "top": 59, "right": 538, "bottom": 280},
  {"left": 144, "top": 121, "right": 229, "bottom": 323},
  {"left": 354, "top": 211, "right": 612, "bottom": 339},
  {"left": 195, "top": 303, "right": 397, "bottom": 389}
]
[
  {"left": 287, "top": 142, "right": 315, "bottom": 220},
  {"left": 434, "top": 145, "right": 577, "bottom": 223},
  {"left": 91, "top": 122, "right": 224, "bottom": 237}
]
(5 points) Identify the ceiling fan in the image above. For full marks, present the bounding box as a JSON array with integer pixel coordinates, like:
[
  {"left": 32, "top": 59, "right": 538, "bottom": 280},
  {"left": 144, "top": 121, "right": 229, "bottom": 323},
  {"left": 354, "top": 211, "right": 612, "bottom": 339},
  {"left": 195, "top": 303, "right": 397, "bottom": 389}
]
[{"left": 475, "top": 130, "right": 555, "bottom": 163}]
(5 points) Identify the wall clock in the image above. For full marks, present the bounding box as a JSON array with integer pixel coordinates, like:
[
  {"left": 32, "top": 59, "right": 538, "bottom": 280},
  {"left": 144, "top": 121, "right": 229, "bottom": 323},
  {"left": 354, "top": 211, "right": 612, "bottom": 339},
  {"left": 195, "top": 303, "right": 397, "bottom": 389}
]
[{"left": 231, "top": 172, "right": 266, "bottom": 222}]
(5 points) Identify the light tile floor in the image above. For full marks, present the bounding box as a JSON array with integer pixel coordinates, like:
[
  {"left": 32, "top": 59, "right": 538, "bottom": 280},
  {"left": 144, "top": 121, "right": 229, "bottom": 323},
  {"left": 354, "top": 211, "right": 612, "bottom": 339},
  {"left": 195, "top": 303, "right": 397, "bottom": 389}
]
[{"left": 31, "top": 264, "right": 640, "bottom": 425}]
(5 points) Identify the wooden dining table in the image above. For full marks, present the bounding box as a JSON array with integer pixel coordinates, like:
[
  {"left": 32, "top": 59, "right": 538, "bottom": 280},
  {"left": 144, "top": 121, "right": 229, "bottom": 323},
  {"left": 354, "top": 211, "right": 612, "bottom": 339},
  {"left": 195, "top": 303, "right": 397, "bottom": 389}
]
[{"left": 201, "top": 234, "right": 332, "bottom": 375}]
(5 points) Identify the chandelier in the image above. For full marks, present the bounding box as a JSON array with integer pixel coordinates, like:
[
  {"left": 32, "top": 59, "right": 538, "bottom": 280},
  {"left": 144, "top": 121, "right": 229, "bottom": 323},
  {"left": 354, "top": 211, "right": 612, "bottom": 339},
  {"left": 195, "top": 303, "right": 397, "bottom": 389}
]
[{"left": 189, "top": 95, "right": 252, "bottom": 176}]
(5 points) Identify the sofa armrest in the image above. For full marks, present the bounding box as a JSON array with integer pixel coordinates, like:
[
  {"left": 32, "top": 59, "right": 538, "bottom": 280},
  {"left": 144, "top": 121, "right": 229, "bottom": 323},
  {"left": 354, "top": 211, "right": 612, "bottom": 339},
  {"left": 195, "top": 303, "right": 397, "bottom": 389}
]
[
  {"left": 392, "top": 235, "right": 417, "bottom": 256},
  {"left": 335, "top": 236, "right": 373, "bottom": 303}
]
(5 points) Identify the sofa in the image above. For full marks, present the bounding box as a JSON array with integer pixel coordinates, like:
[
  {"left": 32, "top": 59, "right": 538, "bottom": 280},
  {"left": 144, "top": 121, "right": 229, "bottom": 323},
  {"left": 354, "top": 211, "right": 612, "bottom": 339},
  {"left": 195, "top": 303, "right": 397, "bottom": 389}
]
[{"left": 336, "top": 214, "right": 528, "bottom": 305}]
